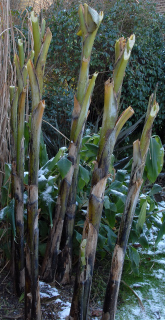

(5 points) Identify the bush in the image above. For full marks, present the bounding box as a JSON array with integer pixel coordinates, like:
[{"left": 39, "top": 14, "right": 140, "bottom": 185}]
[{"left": 42, "top": 0, "right": 165, "bottom": 155}]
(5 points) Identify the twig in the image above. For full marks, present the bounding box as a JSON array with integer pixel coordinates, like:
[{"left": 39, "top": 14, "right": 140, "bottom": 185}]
[
  {"left": 1, "top": 270, "right": 10, "bottom": 284},
  {"left": 3, "top": 314, "right": 23, "bottom": 319},
  {"left": 0, "top": 228, "right": 7, "bottom": 242},
  {"left": 42, "top": 119, "right": 70, "bottom": 142},
  {"left": 121, "top": 280, "right": 145, "bottom": 311},
  {"left": 0, "top": 260, "right": 10, "bottom": 275}
]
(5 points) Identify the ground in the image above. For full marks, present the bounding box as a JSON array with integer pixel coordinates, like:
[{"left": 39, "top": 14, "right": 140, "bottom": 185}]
[{"left": 0, "top": 264, "right": 103, "bottom": 320}]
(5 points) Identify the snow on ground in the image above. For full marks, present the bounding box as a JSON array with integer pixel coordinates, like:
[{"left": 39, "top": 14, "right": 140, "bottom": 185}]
[{"left": 40, "top": 281, "right": 71, "bottom": 319}]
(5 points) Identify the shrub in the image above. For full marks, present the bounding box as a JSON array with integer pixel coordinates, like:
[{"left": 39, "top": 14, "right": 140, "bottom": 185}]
[{"left": 42, "top": 0, "right": 165, "bottom": 155}]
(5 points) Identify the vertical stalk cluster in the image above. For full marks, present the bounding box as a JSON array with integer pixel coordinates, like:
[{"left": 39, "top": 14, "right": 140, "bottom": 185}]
[
  {"left": 101, "top": 93, "right": 159, "bottom": 320},
  {"left": 10, "top": 37, "right": 28, "bottom": 296},
  {"left": 69, "top": 35, "right": 135, "bottom": 320},
  {"left": 10, "top": 11, "right": 51, "bottom": 319},
  {"left": 41, "top": 4, "right": 103, "bottom": 284},
  {"left": 25, "top": 12, "right": 52, "bottom": 320}
]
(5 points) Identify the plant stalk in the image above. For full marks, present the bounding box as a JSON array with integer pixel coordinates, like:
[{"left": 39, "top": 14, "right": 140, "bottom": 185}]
[
  {"left": 25, "top": 101, "right": 45, "bottom": 320},
  {"left": 101, "top": 97, "right": 159, "bottom": 320}
]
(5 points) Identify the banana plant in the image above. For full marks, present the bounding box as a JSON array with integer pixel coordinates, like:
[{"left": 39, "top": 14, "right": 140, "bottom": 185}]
[
  {"left": 101, "top": 91, "right": 159, "bottom": 320},
  {"left": 69, "top": 35, "right": 135, "bottom": 320},
  {"left": 41, "top": 3, "right": 103, "bottom": 284}
]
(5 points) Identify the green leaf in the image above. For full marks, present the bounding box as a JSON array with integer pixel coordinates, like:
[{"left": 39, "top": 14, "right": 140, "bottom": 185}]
[
  {"left": 85, "top": 143, "right": 98, "bottom": 156},
  {"left": 104, "top": 225, "right": 117, "bottom": 250},
  {"left": 105, "top": 209, "right": 116, "bottom": 228},
  {"left": 78, "top": 178, "right": 86, "bottom": 190},
  {"left": 82, "top": 135, "right": 91, "bottom": 146},
  {"left": 136, "top": 200, "right": 147, "bottom": 233},
  {"left": 19, "top": 292, "right": 25, "bottom": 302},
  {"left": 108, "top": 180, "right": 123, "bottom": 191},
  {"left": 98, "top": 233, "right": 107, "bottom": 249},
  {"left": 56, "top": 157, "right": 72, "bottom": 179},
  {"left": 155, "top": 221, "right": 165, "bottom": 246},
  {"left": 39, "top": 132, "right": 49, "bottom": 168},
  {"left": 139, "top": 235, "right": 149, "bottom": 248},
  {"left": 38, "top": 175, "right": 47, "bottom": 191},
  {"left": 39, "top": 243, "right": 46, "bottom": 257},
  {"left": 79, "top": 165, "right": 90, "bottom": 184},
  {"left": 104, "top": 196, "right": 110, "bottom": 209},
  {"left": 115, "top": 170, "right": 127, "bottom": 182},
  {"left": 8, "top": 199, "right": 16, "bottom": 239},
  {"left": 75, "top": 230, "right": 82, "bottom": 243},
  {"left": 4, "top": 163, "right": 11, "bottom": 184},
  {"left": 110, "top": 189, "right": 126, "bottom": 203},
  {"left": 24, "top": 172, "right": 29, "bottom": 185},
  {"left": 145, "top": 135, "right": 164, "bottom": 183},
  {"left": 129, "top": 246, "right": 140, "bottom": 275},
  {"left": 39, "top": 147, "right": 67, "bottom": 176},
  {"left": 0, "top": 205, "right": 9, "bottom": 220},
  {"left": 39, "top": 220, "right": 49, "bottom": 238},
  {"left": 1, "top": 186, "right": 9, "bottom": 208},
  {"left": 149, "top": 184, "right": 162, "bottom": 196}
]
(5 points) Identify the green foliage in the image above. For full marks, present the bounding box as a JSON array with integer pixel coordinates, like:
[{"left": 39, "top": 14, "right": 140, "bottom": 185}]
[
  {"left": 1, "top": 164, "right": 11, "bottom": 208},
  {"left": 145, "top": 135, "right": 164, "bottom": 183},
  {"left": 3, "top": 1, "right": 165, "bottom": 277},
  {"left": 38, "top": 0, "right": 165, "bottom": 156}
]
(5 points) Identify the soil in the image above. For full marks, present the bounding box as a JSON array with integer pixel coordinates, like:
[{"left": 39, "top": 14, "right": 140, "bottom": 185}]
[
  {"left": 0, "top": 269, "right": 71, "bottom": 320},
  {"left": 0, "top": 266, "right": 103, "bottom": 320}
]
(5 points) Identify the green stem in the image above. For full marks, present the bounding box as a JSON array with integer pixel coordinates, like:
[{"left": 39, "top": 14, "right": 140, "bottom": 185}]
[
  {"left": 18, "top": 39, "right": 25, "bottom": 69},
  {"left": 31, "top": 11, "right": 41, "bottom": 66},
  {"left": 15, "top": 88, "right": 26, "bottom": 296},
  {"left": 25, "top": 101, "right": 44, "bottom": 320},
  {"left": 101, "top": 96, "right": 159, "bottom": 320},
  {"left": 27, "top": 59, "right": 40, "bottom": 111}
]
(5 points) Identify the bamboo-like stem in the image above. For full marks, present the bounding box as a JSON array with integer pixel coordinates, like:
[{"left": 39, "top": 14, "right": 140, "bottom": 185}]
[
  {"left": 18, "top": 39, "right": 25, "bottom": 69},
  {"left": 35, "top": 28, "right": 52, "bottom": 97},
  {"left": 69, "top": 84, "right": 133, "bottom": 320},
  {"left": 101, "top": 98, "right": 159, "bottom": 320},
  {"left": 25, "top": 14, "right": 51, "bottom": 317},
  {"left": 41, "top": 4, "right": 102, "bottom": 284},
  {"left": 25, "top": 101, "right": 45, "bottom": 320},
  {"left": 12, "top": 37, "right": 28, "bottom": 297},
  {"left": 115, "top": 106, "right": 134, "bottom": 139},
  {"left": 27, "top": 59, "right": 40, "bottom": 111},
  {"left": 10, "top": 87, "right": 18, "bottom": 282},
  {"left": 15, "top": 88, "right": 26, "bottom": 296},
  {"left": 55, "top": 4, "right": 103, "bottom": 285},
  {"left": 41, "top": 19, "right": 46, "bottom": 39},
  {"left": 113, "top": 35, "right": 135, "bottom": 94},
  {"left": 69, "top": 34, "right": 135, "bottom": 320},
  {"left": 74, "top": 73, "right": 98, "bottom": 142},
  {"left": 41, "top": 73, "right": 97, "bottom": 282},
  {"left": 76, "top": 5, "right": 103, "bottom": 104},
  {"left": 31, "top": 11, "right": 41, "bottom": 66},
  {"left": 14, "top": 54, "right": 24, "bottom": 97},
  {"left": 10, "top": 86, "right": 18, "bottom": 163}
]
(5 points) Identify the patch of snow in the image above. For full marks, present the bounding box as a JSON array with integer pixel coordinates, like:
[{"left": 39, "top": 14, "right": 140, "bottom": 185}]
[
  {"left": 0, "top": 207, "right": 5, "bottom": 220},
  {"left": 58, "top": 301, "right": 71, "bottom": 319},
  {"left": 40, "top": 292, "right": 50, "bottom": 299},
  {"left": 152, "top": 268, "right": 165, "bottom": 280},
  {"left": 38, "top": 175, "right": 47, "bottom": 183},
  {"left": 39, "top": 281, "right": 59, "bottom": 298}
]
